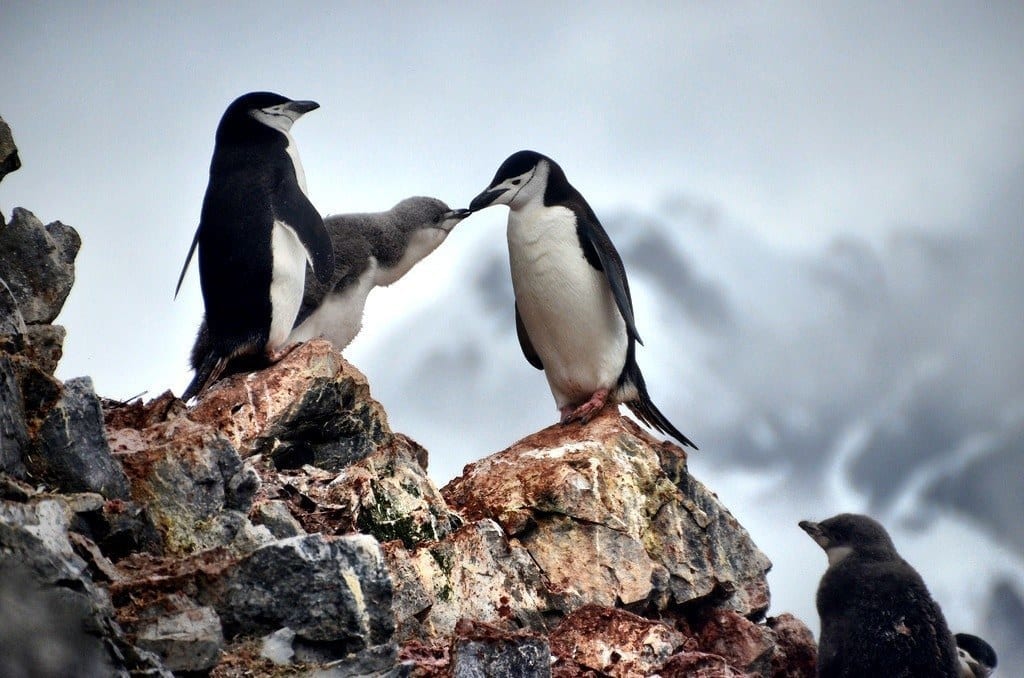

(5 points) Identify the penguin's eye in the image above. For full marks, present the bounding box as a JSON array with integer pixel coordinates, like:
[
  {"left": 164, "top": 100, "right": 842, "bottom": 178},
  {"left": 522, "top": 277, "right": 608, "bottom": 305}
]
[
  {"left": 510, "top": 179, "right": 522, "bottom": 186},
  {"left": 432, "top": 215, "right": 441, "bottom": 224}
]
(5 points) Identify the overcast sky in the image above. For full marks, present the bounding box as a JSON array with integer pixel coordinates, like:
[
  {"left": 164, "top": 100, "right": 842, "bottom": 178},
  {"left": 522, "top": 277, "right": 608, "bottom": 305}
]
[{"left": 3, "top": 1, "right": 1024, "bottom": 662}]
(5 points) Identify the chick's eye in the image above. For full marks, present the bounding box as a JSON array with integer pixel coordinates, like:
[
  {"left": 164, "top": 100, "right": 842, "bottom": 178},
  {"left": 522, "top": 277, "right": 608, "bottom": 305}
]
[{"left": 432, "top": 215, "right": 441, "bottom": 224}]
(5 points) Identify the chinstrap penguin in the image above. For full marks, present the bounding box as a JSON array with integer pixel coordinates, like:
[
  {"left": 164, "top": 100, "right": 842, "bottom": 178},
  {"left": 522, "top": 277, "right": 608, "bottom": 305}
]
[
  {"left": 176, "top": 91, "right": 333, "bottom": 401},
  {"left": 468, "top": 150, "right": 696, "bottom": 449},
  {"left": 955, "top": 633, "right": 997, "bottom": 677},
  {"left": 799, "top": 513, "right": 961, "bottom": 677},
  {"left": 187, "top": 197, "right": 470, "bottom": 362}
]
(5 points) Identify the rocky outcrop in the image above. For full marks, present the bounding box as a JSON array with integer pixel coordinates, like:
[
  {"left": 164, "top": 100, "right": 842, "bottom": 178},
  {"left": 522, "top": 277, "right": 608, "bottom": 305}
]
[{"left": 0, "top": 121, "right": 816, "bottom": 675}]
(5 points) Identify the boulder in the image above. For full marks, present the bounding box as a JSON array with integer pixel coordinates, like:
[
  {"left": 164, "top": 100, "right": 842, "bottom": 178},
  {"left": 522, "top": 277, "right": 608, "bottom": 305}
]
[{"left": 0, "top": 207, "right": 80, "bottom": 325}]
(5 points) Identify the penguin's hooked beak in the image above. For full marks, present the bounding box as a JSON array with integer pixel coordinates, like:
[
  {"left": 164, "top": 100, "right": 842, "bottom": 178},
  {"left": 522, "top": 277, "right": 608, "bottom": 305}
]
[
  {"left": 439, "top": 208, "right": 472, "bottom": 232},
  {"left": 798, "top": 520, "right": 828, "bottom": 548},
  {"left": 469, "top": 187, "right": 508, "bottom": 211},
  {"left": 287, "top": 100, "right": 320, "bottom": 116}
]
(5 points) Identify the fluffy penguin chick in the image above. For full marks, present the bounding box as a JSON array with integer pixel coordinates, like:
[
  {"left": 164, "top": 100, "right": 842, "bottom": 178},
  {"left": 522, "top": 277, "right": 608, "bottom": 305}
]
[
  {"left": 289, "top": 197, "right": 469, "bottom": 349},
  {"left": 469, "top": 150, "right": 696, "bottom": 449},
  {"left": 799, "top": 513, "right": 961, "bottom": 677},
  {"left": 176, "top": 91, "right": 333, "bottom": 402}
]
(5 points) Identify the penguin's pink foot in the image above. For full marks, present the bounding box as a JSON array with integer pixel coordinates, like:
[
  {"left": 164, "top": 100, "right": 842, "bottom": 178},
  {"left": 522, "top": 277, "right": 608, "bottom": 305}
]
[
  {"left": 267, "top": 342, "right": 302, "bottom": 363},
  {"left": 560, "top": 388, "right": 610, "bottom": 424}
]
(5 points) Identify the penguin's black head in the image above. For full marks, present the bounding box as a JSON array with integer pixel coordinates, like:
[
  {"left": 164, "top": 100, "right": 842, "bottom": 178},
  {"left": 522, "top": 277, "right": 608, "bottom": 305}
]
[
  {"left": 470, "top": 149, "right": 559, "bottom": 211},
  {"left": 799, "top": 513, "right": 898, "bottom": 565},
  {"left": 955, "top": 633, "right": 997, "bottom": 677},
  {"left": 217, "top": 91, "right": 319, "bottom": 142}
]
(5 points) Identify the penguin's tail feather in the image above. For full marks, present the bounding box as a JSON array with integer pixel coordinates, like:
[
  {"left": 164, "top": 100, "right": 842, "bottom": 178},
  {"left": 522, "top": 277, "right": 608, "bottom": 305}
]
[
  {"left": 622, "top": 361, "right": 698, "bottom": 450},
  {"left": 180, "top": 351, "right": 226, "bottom": 402}
]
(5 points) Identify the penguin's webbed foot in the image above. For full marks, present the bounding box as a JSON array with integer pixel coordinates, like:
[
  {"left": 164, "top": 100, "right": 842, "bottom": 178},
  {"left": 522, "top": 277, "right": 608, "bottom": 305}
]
[
  {"left": 266, "top": 342, "right": 302, "bottom": 363},
  {"left": 560, "top": 388, "right": 610, "bottom": 425}
]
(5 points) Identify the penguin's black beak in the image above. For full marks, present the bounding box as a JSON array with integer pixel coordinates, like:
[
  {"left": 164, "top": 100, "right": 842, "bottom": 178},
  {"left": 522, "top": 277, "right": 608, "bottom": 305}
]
[
  {"left": 469, "top": 188, "right": 508, "bottom": 211},
  {"left": 443, "top": 208, "right": 472, "bottom": 221},
  {"left": 287, "top": 100, "right": 320, "bottom": 115},
  {"left": 798, "top": 520, "right": 820, "bottom": 537}
]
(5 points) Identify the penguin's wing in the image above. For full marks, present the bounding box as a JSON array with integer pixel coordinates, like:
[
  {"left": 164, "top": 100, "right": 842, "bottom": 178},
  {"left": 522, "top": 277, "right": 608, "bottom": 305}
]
[
  {"left": 515, "top": 301, "right": 543, "bottom": 370},
  {"left": 576, "top": 209, "right": 643, "bottom": 345},
  {"left": 292, "top": 220, "right": 371, "bottom": 328},
  {"left": 273, "top": 172, "right": 334, "bottom": 284},
  {"left": 174, "top": 226, "right": 200, "bottom": 298}
]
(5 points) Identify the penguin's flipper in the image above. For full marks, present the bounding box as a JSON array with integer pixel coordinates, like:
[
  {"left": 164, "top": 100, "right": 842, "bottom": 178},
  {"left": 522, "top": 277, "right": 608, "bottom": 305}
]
[
  {"left": 275, "top": 180, "right": 334, "bottom": 284},
  {"left": 515, "top": 302, "right": 543, "bottom": 370},
  {"left": 623, "top": 359, "right": 697, "bottom": 450},
  {"left": 174, "top": 227, "right": 200, "bottom": 298},
  {"left": 576, "top": 211, "right": 643, "bottom": 345}
]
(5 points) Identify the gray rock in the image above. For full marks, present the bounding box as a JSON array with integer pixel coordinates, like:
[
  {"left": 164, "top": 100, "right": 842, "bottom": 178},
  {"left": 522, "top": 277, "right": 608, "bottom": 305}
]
[
  {"left": 134, "top": 606, "right": 224, "bottom": 673},
  {"left": 0, "top": 207, "right": 80, "bottom": 324},
  {"left": 0, "top": 561, "right": 114, "bottom": 678},
  {"left": 259, "top": 375, "right": 391, "bottom": 472},
  {"left": 30, "top": 376, "right": 130, "bottom": 499},
  {"left": 0, "top": 496, "right": 173, "bottom": 677},
  {"left": 254, "top": 500, "right": 305, "bottom": 538},
  {"left": 118, "top": 423, "right": 267, "bottom": 556},
  {"left": 0, "top": 116, "right": 19, "bottom": 184},
  {"left": 203, "top": 533, "right": 394, "bottom": 651},
  {"left": 0, "top": 276, "right": 27, "bottom": 334},
  {"left": 0, "top": 355, "right": 28, "bottom": 476},
  {"left": 452, "top": 634, "right": 551, "bottom": 678},
  {"left": 260, "top": 627, "right": 297, "bottom": 665}
]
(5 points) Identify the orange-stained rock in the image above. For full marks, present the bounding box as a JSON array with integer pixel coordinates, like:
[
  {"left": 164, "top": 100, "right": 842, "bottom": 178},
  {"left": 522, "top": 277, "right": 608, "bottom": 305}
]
[{"left": 443, "top": 407, "right": 771, "bottom": 617}]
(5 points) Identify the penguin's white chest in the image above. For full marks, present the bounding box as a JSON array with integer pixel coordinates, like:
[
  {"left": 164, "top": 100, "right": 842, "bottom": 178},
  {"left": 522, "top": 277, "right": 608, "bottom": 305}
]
[
  {"left": 507, "top": 205, "right": 628, "bottom": 409},
  {"left": 268, "top": 221, "right": 309, "bottom": 351},
  {"left": 288, "top": 259, "right": 378, "bottom": 350}
]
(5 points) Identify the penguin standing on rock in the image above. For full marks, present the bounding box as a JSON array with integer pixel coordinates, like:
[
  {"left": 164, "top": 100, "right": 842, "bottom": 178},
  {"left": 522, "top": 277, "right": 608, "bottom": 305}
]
[
  {"left": 799, "top": 513, "right": 961, "bottom": 677},
  {"left": 468, "top": 150, "right": 696, "bottom": 449},
  {"left": 176, "top": 91, "right": 333, "bottom": 401}
]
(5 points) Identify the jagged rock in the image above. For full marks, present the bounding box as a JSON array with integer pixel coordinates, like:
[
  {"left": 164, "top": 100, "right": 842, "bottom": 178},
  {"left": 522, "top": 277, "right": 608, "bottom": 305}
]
[
  {"left": 548, "top": 606, "right": 684, "bottom": 677},
  {"left": 452, "top": 621, "right": 551, "bottom": 678},
  {"left": 0, "top": 323, "right": 66, "bottom": 376},
  {"left": 188, "top": 342, "right": 461, "bottom": 547},
  {"left": 766, "top": 614, "right": 818, "bottom": 677},
  {"left": 0, "top": 207, "right": 80, "bottom": 324},
  {"left": 0, "top": 116, "right": 19, "bottom": 184},
  {"left": 385, "top": 519, "right": 552, "bottom": 640},
  {"left": 0, "top": 277, "right": 27, "bottom": 334},
  {"left": 260, "top": 627, "right": 297, "bottom": 664},
  {"left": 133, "top": 605, "right": 224, "bottom": 673},
  {"left": 0, "top": 560, "right": 115, "bottom": 678},
  {"left": 0, "top": 355, "right": 29, "bottom": 476},
  {"left": 0, "top": 494, "right": 172, "bottom": 676},
  {"left": 253, "top": 499, "right": 305, "bottom": 539},
  {"left": 443, "top": 408, "right": 772, "bottom": 617},
  {"left": 29, "top": 377, "right": 130, "bottom": 499},
  {"left": 201, "top": 533, "right": 394, "bottom": 657},
  {"left": 112, "top": 412, "right": 267, "bottom": 556},
  {"left": 691, "top": 609, "right": 775, "bottom": 675},
  {"left": 284, "top": 435, "right": 461, "bottom": 547},
  {"left": 70, "top": 497, "right": 160, "bottom": 560},
  {"left": 657, "top": 651, "right": 752, "bottom": 677}
]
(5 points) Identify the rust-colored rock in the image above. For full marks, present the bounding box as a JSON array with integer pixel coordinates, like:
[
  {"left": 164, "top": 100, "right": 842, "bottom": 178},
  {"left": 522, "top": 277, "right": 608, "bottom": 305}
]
[
  {"left": 549, "top": 606, "right": 685, "bottom": 677},
  {"left": 443, "top": 408, "right": 771, "bottom": 617}
]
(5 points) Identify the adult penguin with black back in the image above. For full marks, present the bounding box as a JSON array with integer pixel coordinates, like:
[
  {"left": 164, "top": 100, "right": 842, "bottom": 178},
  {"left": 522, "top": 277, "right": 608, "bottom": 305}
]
[
  {"left": 176, "top": 91, "right": 333, "bottom": 401},
  {"left": 469, "top": 150, "right": 696, "bottom": 449},
  {"left": 799, "top": 513, "right": 961, "bottom": 677}
]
